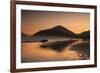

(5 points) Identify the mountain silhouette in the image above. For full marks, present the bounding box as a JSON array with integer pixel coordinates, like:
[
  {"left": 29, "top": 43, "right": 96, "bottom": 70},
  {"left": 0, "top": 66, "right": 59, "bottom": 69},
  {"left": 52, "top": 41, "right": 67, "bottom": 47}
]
[
  {"left": 21, "top": 25, "right": 90, "bottom": 42},
  {"left": 78, "top": 31, "right": 90, "bottom": 38},
  {"left": 22, "top": 33, "right": 33, "bottom": 42},
  {"left": 22, "top": 33, "right": 28, "bottom": 39},
  {"left": 33, "top": 25, "right": 77, "bottom": 38}
]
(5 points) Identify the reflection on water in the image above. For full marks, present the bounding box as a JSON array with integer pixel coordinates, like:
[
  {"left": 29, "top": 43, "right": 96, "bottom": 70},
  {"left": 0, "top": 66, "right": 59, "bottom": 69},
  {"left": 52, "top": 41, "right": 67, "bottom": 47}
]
[
  {"left": 40, "top": 40, "right": 76, "bottom": 52},
  {"left": 21, "top": 39, "right": 90, "bottom": 63}
]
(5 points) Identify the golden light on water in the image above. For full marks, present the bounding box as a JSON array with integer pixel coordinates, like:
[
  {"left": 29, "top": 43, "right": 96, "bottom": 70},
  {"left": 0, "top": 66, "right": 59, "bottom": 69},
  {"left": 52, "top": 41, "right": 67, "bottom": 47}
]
[
  {"left": 21, "top": 10, "right": 90, "bottom": 62},
  {"left": 22, "top": 43, "right": 81, "bottom": 62}
]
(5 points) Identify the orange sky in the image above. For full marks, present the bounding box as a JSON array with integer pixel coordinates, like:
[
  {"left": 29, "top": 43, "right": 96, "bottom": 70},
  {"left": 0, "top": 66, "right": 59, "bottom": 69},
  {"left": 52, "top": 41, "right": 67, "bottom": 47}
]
[{"left": 21, "top": 10, "right": 90, "bottom": 35}]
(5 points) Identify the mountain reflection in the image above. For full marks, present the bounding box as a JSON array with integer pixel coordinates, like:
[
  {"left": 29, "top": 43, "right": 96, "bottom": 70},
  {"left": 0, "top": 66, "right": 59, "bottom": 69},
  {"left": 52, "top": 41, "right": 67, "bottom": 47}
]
[
  {"left": 40, "top": 40, "right": 76, "bottom": 52},
  {"left": 21, "top": 39, "right": 90, "bottom": 63},
  {"left": 40, "top": 39, "right": 90, "bottom": 59}
]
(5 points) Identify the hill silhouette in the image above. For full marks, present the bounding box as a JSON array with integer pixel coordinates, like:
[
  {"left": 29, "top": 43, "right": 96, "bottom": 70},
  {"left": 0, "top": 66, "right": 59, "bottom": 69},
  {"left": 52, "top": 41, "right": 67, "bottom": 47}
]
[
  {"left": 33, "top": 25, "right": 77, "bottom": 38},
  {"left": 21, "top": 25, "right": 90, "bottom": 42},
  {"left": 22, "top": 33, "right": 33, "bottom": 42},
  {"left": 78, "top": 31, "right": 90, "bottom": 38}
]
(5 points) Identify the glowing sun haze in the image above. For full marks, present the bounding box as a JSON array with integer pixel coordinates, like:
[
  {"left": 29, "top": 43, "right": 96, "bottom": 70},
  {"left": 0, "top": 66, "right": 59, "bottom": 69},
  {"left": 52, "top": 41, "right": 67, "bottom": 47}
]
[{"left": 21, "top": 10, "right": 90, "bottom": 35}]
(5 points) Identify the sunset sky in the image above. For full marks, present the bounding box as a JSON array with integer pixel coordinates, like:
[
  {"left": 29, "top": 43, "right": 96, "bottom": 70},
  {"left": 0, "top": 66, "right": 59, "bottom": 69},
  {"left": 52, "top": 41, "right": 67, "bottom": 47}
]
[{"left": 21, "top": 10, "right": 90, "bottom": 35}]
